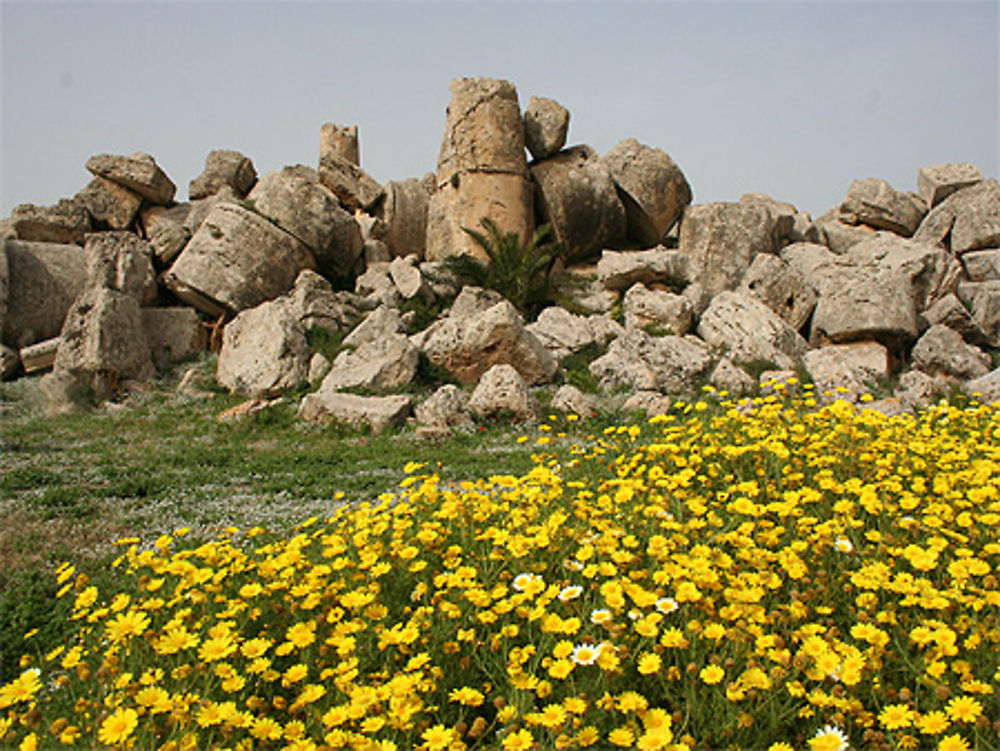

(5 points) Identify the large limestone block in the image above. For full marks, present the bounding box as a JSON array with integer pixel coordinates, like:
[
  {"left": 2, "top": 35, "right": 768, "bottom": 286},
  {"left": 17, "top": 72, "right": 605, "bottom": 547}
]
[
  {"left": 740, "top": 193, "right": 809, "bottom": 246},
  {"left": 956, "top": 281, "right": 1000, "bottom": 346},
  {"left": 436, "top": 77, "right": 528, "bottom": 184},
  {"left": 810, "top": 268, "right": 919, "bottom": 349},
  {"left": 917, "top": 163, "right": 983, "bottom": 208},
  {"left": 2, "top": 239, "right": 89, "bottom": 348},
  {"left": 740, "top": 253, "right": 817, "bottom": 332},
  {"left": 965, "top": 367, "right": 1000, "bottom": 404},
  {"left": 378, "top": 179, "right": 431, "bottom": 259},
  {"left": 839, "top": 178, "right": 924, "bottom": 236},
  {"left": 164, "top": 202, "right": 316, "bottom": 317},
  {"left": 388, "top": 255, "right": 431, "bottom": 301},
  {"left": 84, "top": 232, "right": 157, "bottom": 304},
  {"left": 468, "top": 363, "right": 537, "bottom": 421},
  {"left": 86, "top": 152, "right": 175, "bottom": 205},
  {"left": 589, "top": 329, "right": 712, "bottom": 393},
  {"left": 184, "top": 187, "right": 240, "bottom": 235},
  {"left": 10, "top": 199, "right": 90, "bottom": 245},
  {"left": 189, "top": 149, "right": 257, "bottom": 200},
  {"left": 425, "top": 172, "right": 534, "bottom": 262},
  {"left": 550, "top": 384, "right": 599, "bottom": 417},
  {"left": 603, "top": 138, "right": 691, "bottom": 247},
  {"left": 76, "top": 176, "right": 142, "bottom": 230},
  {"left": 320, "top": 124, "right": 360, "bottom": 167},
  {"left": 414, "top": 384, "right": 472, "bottom": 428},
  {"left": 141, "top": 307, "right": 206, "bottom": 368},
  {"left": 286, "top": 269, "right": 369, "bottom": 334},
  {"left": 523, "top": 96, "right": 569, "bottom": 161},
  {"left": 679, "top": 202, "right": 777, "bottom": 298},
  {"left": 779, "top": 242, "right": 844, "bottom": 293},
  {"left": 846, "top": 234, "right": 961, "bottom": 312},
  {"left": 962, "top": 249, "right": 1000, "bottom": 281},
  {"left": 318, "top": 153, "right": 384, "bottom": 212},
  {"left": 808, "top": 213, "right": 881, "bottom": 254},
  {"left": 623, "top": 283, "right": 693, "bottom": 334},
  {"left": 914, "top": 179, "right": 1000, "bottom": 254},
  {"left": 343, "top": 305, "right": 406, "bottom": 348},
  {"left": 525, "top": 306, "right": 623, "bottom": 360},
  {"left": 912, "top": 324, "right": 991, "bottom": 380},
  {"left": 597, "top": 247, "right": 691, "bottom": 291},
  {"left": 141, "top": 204, "right": 192, "bottom": 265},
  {"left": 709, "top": 358, "right": 755, "bottom": 395},
  {"left": 531, "top": 145, "right": 626, "bottom": 263},
  {"left": 803, "top": 343, "right": 889, "bottom": 401},
  {"left": 920, "top": 293, "right": 991, "bottom": 347},
  {"left": 422, "top": 300, "right": 556, "bottom": 385},
  {"left": 697, "top": 290, "right": 808, "bottom": 370},
  {"left": 298, "top": 390, "right": 412, "bottom": 434},
  {"left": 322, "top": 334, "right": 419, "bottom": 393},
  {"left": 216, "top": 298, "right": 310, "bottom": 396}
]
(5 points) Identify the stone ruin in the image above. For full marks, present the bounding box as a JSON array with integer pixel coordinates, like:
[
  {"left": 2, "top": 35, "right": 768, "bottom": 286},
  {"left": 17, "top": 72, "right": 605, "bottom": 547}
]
[{"left": 2, "top": 77, "right": 999, "bottom": 432}]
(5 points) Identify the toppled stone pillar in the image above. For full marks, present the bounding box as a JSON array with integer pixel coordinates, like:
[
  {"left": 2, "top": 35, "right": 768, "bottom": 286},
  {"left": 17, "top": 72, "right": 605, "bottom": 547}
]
[{"left": 426, "top": 78, "right": 533, "bottom": 262}]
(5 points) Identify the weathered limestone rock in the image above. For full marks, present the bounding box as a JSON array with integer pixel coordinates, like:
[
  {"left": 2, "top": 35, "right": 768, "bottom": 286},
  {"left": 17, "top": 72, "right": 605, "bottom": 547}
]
[
  {"left": 623, "top": 283, "right": 693, "bottom": 334},
  {"left": 803, "top": 342, "right": 889, "bottom": 401},
  {"left": 550, "top": 384, "right": 599, "bottom": 417},
  {"left": 679, "top": 202, "right": 776, "bottom": 298},
  {"left": 597, "top": 247, "right": 691, "bottom": 291},
  {"left": 894, "top": 369, "right": 949, "bottom": 410},
  {"left": 911, "top": 324, "right": 991, "bottom": 380},
  {"left": 164, "top": 202, "right": 316, "bottom": 317},
  {"left": 779, "top": 242, "right": 845, "bottom": 293},
  {"left": 531, "top": 145, "right": 626, "bottom": 263},
  {"left": 808, "top": 213, "right": 881, "bottom": 254},
  {"left": 322, "top": 334, "right": 419, "bottom": 393},
  {"left": 964, "top": 367, "right": 1000, "bottom": 404},
  {"left": 140, "top": 204, "right": 192, "bottom": 265},
  {"left": 308, "top": 353, "right": 331, "bottom": 383},
  {"left": 189, "top": 149, "right": 257, "bottom": 200},
  {"left": 557, "top": 272, "right": 618, "bottom": 315},
  {"left": 320, "top": 124, "right": 360, "bottom": 167},
  {"left": 523, "top": 96, "right": 569, "bottom": 160},
  {"left": 697, "top": 291, "right": 808, "bottom": 369},
  {"left": 318, "top": 153, "right": 384, "bottom": 212},
  {"left": 10, "top": 200, "right": 90, "bottom": 245},
  {"left": 86, "top": 152, "right": 175, "bottom": 205},
  {"left": 914, "top": 179, "right": 1000, "bottom": 254},
  {"left": 76, "top": 176, "right": 142, "bottom": 230},
  {"left": 2, "top": 239, "right": 89, "bottom": 348},
  {"left": 85, "top": 232, "right": 157, "bottom": 305},
  {"left": 447, "top": 286, "right": 507, "bottom": 319},
  {"left": 525, "top": 306, "right": 622, "bottom": 361},
  {"left": 1, "top": 343, "right": 18, "bottom": 379},
  {"left": 917, "top": 163, "right": 983, "bottom": 208},
  {"left": 183, "top": 186, "right": 240, "bottom": 235},
  {"left": 962, "top": 249, "right": 1000, "bottom": 281},
  {"left": 958, "top": 281, "right": 1000, "bottom": 346},
  {"left": 589, "top": 329, "right": 713, "bottom": 393},
  {"left": 19, "top": 337, "right": 59, "bottom": 373},
  {"left": 286, "top": 270, "right": 369, "bottom": 334},
  {"left": 603, "top": 138, "right": 691, "bottom": 247},
  {"left": 246, "top": 165, "right": 362, "bottom": 278},
  {"left": 415, "top": 384, "right": 472, "bottom": 428},
  {"left": 420, "top": 261, "right": 462, "bottom": 300},
  {"left": 709, "top": 358, "right": 755, "bottom": 395},
  {"left": 298, "top": 391, "right": 412, "bottom": 434},
  {"left": 141, "top": 308, "right": 206, "bottom": 368},
  {"left": 758, "top": 370, "right": 801, "bottom": 397},
  {"left": 622, "top": 390, "right": 672, "bottom": 417},
  {"left": 846, "top": 234, "right": 961, "bottom": 313},
  {"left": 739, "top": 253, "right": 817, "bottom": 332},
  {"left": 740, "top": 193, "right": 810, "bottom": 246},
  {"left": 468, "top": 364, "right": 537, "bottom": 421},
  {"left": 839, "top": 178, "right": 924, "bottom": 236},
  {"left": 810, "top": 268, "right": 919, "bottom": 350},
  {"left": 216, "top": 298, "right": 310, "bottom": 396},
  {"left": 920, "top": 293, "right": 991, "bottom": 347},
  {"left": 343, "top": 305, "right": 406, "bottom": 348},
  {"left": 377, "top": 179, "right": 431, "bottom": 259},
  {"left": 422, "top": 300, "right": 556, "bottom": 385},
  {"left": 389, "top": 255, "right": 431, "bottom": 301}
]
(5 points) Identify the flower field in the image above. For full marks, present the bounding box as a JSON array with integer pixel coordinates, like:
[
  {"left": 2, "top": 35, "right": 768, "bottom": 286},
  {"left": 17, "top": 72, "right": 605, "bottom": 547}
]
[{"left": 2, "top": 391, "right": 999, "bottom": 750}]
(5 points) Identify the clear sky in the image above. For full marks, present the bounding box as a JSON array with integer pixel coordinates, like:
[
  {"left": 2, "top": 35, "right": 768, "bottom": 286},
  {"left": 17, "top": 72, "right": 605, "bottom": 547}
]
[{"left": 2, "top": 1, "right": 997, "bottom": 219}]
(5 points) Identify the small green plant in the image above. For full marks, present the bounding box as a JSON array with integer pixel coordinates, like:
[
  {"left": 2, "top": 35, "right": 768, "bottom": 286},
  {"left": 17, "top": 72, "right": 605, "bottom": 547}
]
[{"left": 443, "top": 218, "right": 562, "bottom": 321}]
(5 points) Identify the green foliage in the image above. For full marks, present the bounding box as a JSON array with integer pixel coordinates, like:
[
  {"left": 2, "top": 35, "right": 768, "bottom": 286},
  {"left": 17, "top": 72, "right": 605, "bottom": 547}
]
[
  {"left": 558, "top": 343, "right": 606, "bottom": 394},
  {"left": 414, "top": 351, "right": 456, "bottom": 391},
  {"left": 443, "top": 218, "right": 562, "bottom": 321},
  {"left": 304, "top": 326, "right": 348, "bottom": 363}
]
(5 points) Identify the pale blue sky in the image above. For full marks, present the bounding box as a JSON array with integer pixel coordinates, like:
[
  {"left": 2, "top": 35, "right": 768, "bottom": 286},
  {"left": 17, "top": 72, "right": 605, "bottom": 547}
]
[{"left": 2, "top": 1, "right": 997, "bottom": 219}]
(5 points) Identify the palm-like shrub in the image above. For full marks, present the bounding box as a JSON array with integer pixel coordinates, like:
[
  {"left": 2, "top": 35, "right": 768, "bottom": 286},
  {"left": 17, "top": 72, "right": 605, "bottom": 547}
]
[{"left": 443, "top": 218, "right": 562, "bottom": 320}]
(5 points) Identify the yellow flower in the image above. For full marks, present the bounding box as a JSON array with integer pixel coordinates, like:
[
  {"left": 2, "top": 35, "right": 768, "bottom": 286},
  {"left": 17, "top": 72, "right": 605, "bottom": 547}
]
[
  {"left": 105, "top": 609, "right": 150, "bottom": 643},
  {"left": 571, "top": 643, "right": 600, "bottom": 665},
  {"left": 98, "top": 707, "right": 139, "bottom": 746},
  {"left": 285, "top": 620, "right": 317, "bottom": 648},
  {"left": 609, "top": 726, "right": 636, "bottom": 747},
  {"left": 18, "top": 733, "right": 37, "bottom": 751},
  {"left": 421, "top": 723, "right": 457, "bottom": 750},
  {"left": 448, "top": 686, "right": 485, "bottom": 706},
  {"left": 937, "top": 734, "right": 970, "bottom": 751},
  {"left": 155, "top": 625, "right": 198, "bottom": 655},
  {"left": 637, "top": 652, "right": 662, "bottom": 675},
  {"left": 503, "top": 728, "right": 534, "bottom": 750},
  {"left": 700, "top": 664, "right": 725, "bottom": 684},
  {"left": 945, "top": 696, "right": 983, "bottom": 723},
  {"left": 917, "top": 711, "right": 951, "bottom": 735},
  {"left": 198, "top": 635, "right": 236, "bottom": 662}
]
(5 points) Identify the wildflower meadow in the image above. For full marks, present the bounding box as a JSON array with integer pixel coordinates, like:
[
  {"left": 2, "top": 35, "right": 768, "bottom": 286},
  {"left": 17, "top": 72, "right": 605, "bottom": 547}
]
[{"left": 2, "top": 389, "right": 999, "bottom": 750}]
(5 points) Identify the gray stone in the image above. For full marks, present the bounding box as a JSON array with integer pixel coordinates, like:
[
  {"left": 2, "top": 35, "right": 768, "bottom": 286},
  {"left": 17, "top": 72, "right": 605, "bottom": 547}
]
[
  {"left": 914, "top": 179, "right": 1000, "bottom": 254},
  {"left": 183, "top": 186, "right": 241, "bottom": 235},
  {"left": 1, "top": 343, "right": 18, "bottom": 379},
  {"left": 76, "top": 176, "right": 142, "bottom": 230},
  {"left": 19, "top": 336, "right": 59, "bottom": 373},
  {"left": 84, "top": 232, "right": 157, "bottom": 304},
  {"left": 709, "top": 358, "right": 755, "bottom": 395},
  {"left": 846, "top": 234, "right": 961, "bottom": 313},
  {"left": 525, "top": 306, "right": 622, "bottom": 361},
  {"left": 298, "top": 391, "right": 412, "bottom": 434},
  {"left": 141, "top": 308, "right": 206, "bottom": 368},
  {"left": 164, "top": 202, "right": 316, "bottom": 317},
  {"left": 420, "top": 262, "right": 462, "bottom": 300},
  {"left": 448, "top": 286, "right": 507, "bottom": 319},
  {"left": 320, "top": 124, "right": 360, "bottom": 167},
  {"left": 342, "top": 305, "right": 406, "bottom": 348},
  {"left": 414, "top": 384, "right": 472, "bottom": 428},
  {"left": 803, "top": 342, "right": 890, "bottom": 401},
  {"left": 679, "top": 202, "right": 777, "bottom": 297},
  {"left": 355, "top": 264, "right": 399, "bottom": 307},
  {"left": 961, "top": 249, "right": 1000, "bottom": 281},
  {"left": 740, "top": 193, "right": 808, "bottom": 246},
  {"left": 523, "top": 96, "right": 569, "bottom": 160},
  {"left": 810, "top": 267, "right": 919, "bottom": 350},
  {"left": 911, "top": 324, "right": 991, "bottom": 380},
  {"left": 322, "top": 333, "right": 419, "bottom": 393},
  {"left": 550, "top": 384, "right": 599, "bottom": 417},
  {"left": 758, "top": 370, "right": 801, "bottom": 397},
  {"left": 284, "top": 270, "right": 369, "bottom": 334},
  {"left": 920, "top": 294, "right": 991, "bottom": 347},
  {"left": 468, "top": 363, "right": 537, "bottom": 421},
  {"left": 531, "top": 145, "right": 626, "bottom": 263},
  {"left": 141, "top": 204, "right": 192, "bottom": 264},
  {"left": 318, "top": 153, "right": 384, "bottom": 212},
  {"left": 955, "top": 280, "right": 1000, "bottom": 345},
  {"left": 839, "top": 178, "right": 924, "bottom": 236},
  {"left": 622, "top": 390, "right": 673, "bottom": 417},
  {"left": 964, "top": 367, "right": 1000, "bottom": 404},
  {"left": 189, "top": 149, "right": 258, "bottom": 200},
  {"left": 697, "top": 291, "right": 808, "bottom": 369},
  {"left": 623, "top": 283, "right": 693, "bottom": 334},
  {"left": 808, "top": 213, "right": 881, "bottom": 254},
  {"left": 308, "top": 352, "right": 331, "bottom": 383},
  {"left": 389, "top": 254, "right": 431, "bottom": 301},
  {"left": 2, "top": 239, "right": 89, "bottom": 348},
  {"left": 603, "top": 138, "right": 691, "bottom": 247},
  {"left": 10, "top": 199, "right": 91, "bottom": 245},
  {"left": 779, "top": 242, "right": 844, "bottom": 292},
  {"left": 557, "top": 272, "right": 618, "bottom": 315},
  {"left": 917, "top": 163, "right": 983, "bottom": 208},
  {"left": 894, "top": 369, "right": 948, "bottom": 410},
  {"left": 86, "top": 152, "right": 176, "bottom": 205},
  {"left": 378, "top": 179, "right": 431, "bottom": 259},
  {"left": 596, "top": 247, "right": 691, "bottom": 291},
  {"left": 739, "top": 253, "right": 817, "bottom": 332},
  {"left": 589, "top": 329, "right": 713, "bottom": 393}
]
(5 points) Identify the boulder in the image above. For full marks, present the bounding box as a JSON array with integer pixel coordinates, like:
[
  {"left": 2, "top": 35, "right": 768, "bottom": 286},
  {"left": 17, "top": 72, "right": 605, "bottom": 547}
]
[
  {"left": 355, "top": 264, "right": 399, "bottom": 308},
  {"left": 622, "top": 390, "right": 673, "bottom": 417},
  {"left": 286, "top": 269, "right": 369, "bottom": 334},
  {"left": 308, "top": 353, "right": 331, "bottom": 383},
  {"left": 920, "top": 294, "right": 991, "bottom": 347},
  {"left": 557, "top": 273, "right": 618, "bottom": 315},
  {"left": 740, "top": 193, "right": 810, "bottom": 246},
  {"left": 964, "top": 367, "right": 1000, "bottom": 404},
  {"left": 810, "top": 268, "right": 919, "bottom": 350},
  {"left": 679, "top": 202, "right": 777, "bottom": 297},
  {"left": 76, "top": 176, "right": 142, "bottom": 230},
  {"left": 914, "top": 179, "right": 1000, "bottom": 254},
  {"left": 697, "top": 291, "right": 808, "bottom": 370},
  {"left": 183, "top": 186, "right": 241, "bottom": 235},
  {"left": 447, "top": 285, "right": 507, "bottom": 319},
  {"left": 321, "top": 334, "right": 419, "bottom": 393},
  {"left": 807, "top": 213, "right": 881, "bottom": 254},
  {"left": 596, "top": 247, "right": 691, "bottom": 291},
  {"left": 779, "top": 242, "right": 845, "bottom": 292},
  {"left": 894, "top": 369, "right": 949, "bottom": 411},
  {"left": 523, "top": 96, "right": 569, "bottom": 160},
  {"left": 19, "top": 337, "right": 59, "bottom": 374},
  {"left": 623, "top": 283, "right": 693, "bottom": 334},
  {"left": 320, "top": 124, "right": 360, "bottom": 167},
  {"left": 189, "top": 149, "right": 258, "bottom": 200},
  {"left": 603, "top": 138, "right": 691, "bottom": 247},
  {"left": 343, "top": 304, "right": 406, "bottom": 348},
  {"left": 299, "top": 391, "right": 412, "bottom": 434},
  {"left": 414, "top": 384, "right": 472, "bottom": 428},
  {"left": 2, "top": 239, "right": 89, "bottom": 348},
  {"left": 917, "top": 163, "right": 983, "bottom": 208},
  {"left": 86, "top": 152, "right": 176, "bottom": 205},
  {"left": 468, "top": 363, "right": 537, "bottom": 421},
  {"left": 10, "top": 200, "right": 90, "bottom": 245},
  {"left": 589, "top": 329, "right": 713, "bottom": 393},
  {"left": 140, "top": 203, "right": 192, "bottom": 265},
  {"left": 378, "top": 179, "right": 431, "bottom": 259},
  {"left": 709, "top": 358, "right": 755, "bottom": 395},
  {"left": 955, "top": 281, "right": 1000, "bottom": 345},
  {"left": 164, "top": 202, "right": 316, "bottom": 317},
  {"left": 550, "top": 384, "right": 599, "bottom": 417},
  {"left": 422, "top": 300, "right": 556, "bottom": 385},
  {"left": 84, "top": 232, "right": 157, "bottom": 304},
  {"left": 318, "top": 153, "right": 384, "bottom": 212},
  {"left": 525, "top": 306, "right": 622, "bottom": 360},
  {"left": 1, "top": 343, "right": 18, "bottom": 380},
  {"left": 803, "top": 342, "right": 890, "bottom": 401},
  {"left": 839, "top": 178, "right": 924, "bottom": 236},
  {"left": 846, "top": 234, "right": 961, "bottom": 313},
  {"left": 739, "top": 253, "right": 817, "bottom": 332},
  {"left": 758, "top": 370, "right": 801, "bottom": 397},
  {"left": 911, "top": 324, "right": 991, "bottom": 380},
  {"left": 961, "top": 249, "right": 1000, "bottom": 281},
  {"left": 388, "top": 254, "right": 432, "bottom": 301},
  {"left": 141, "top": 308, "right": 206, "bottom": 368},
  {"left": 531, "top": 145, "right": 626, "bottom": 263},
  {"left": 216, "top": 298, "right": 310, "bottom": 396}
]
